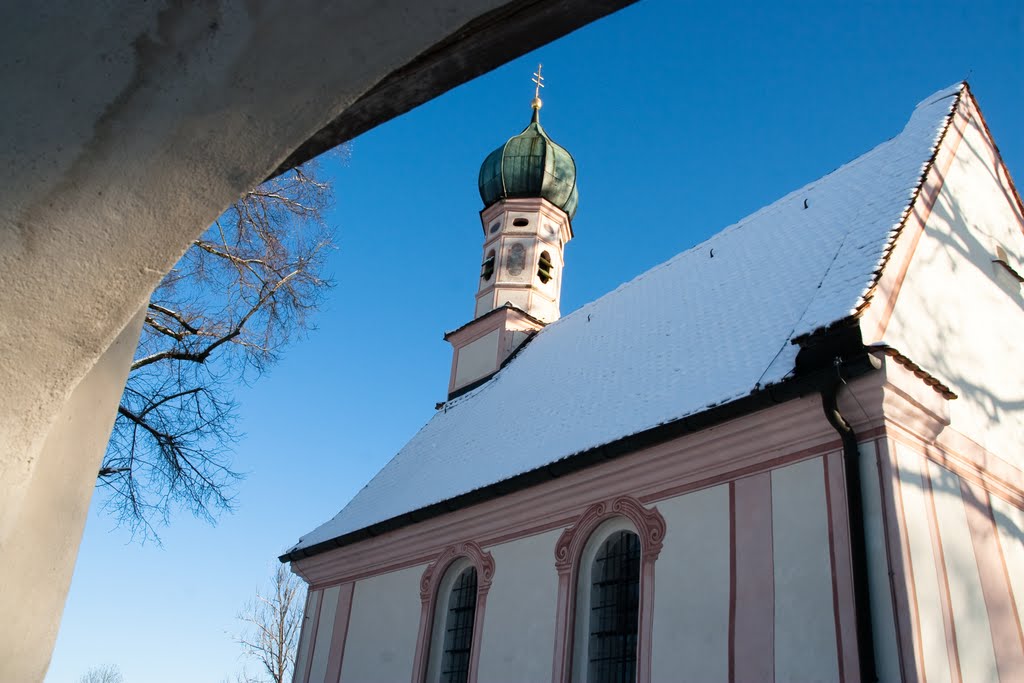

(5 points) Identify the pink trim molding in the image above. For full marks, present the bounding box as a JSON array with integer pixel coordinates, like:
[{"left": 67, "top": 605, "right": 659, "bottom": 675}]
[
  {"left": 824, "top": 451, "right": 858, "bottom": 683},
  {"left": 293, "top": 391, "right": 845, "bottom": 588},
  {"left": 550, "top": 495, "right": 666, "bottom": 683},
  {"left": 959, "top": 480, "right": 1024, "bottom": 680},
  {"left": 882, "top": 438, "right": 926, "bottom": 683},
  {"left": 297, "top": 589, "right": 324, "bottom": 683},
  {"left": 921, "top": 455, "right": 964, "bottom": 683},
  {"left": 323, "top": 582, "right": 355, "bottom": 683},
  {"left": 731, "top": 472, "right": 775, "bottom": 683},
  {"left": 410, "top": 541, "right": 495, "bottom": 683}
]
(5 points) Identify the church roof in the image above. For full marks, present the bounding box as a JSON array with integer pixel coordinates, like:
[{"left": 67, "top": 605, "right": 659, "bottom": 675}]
[{"left": 285, "top": 83, "right": 964, "bottom": 559}]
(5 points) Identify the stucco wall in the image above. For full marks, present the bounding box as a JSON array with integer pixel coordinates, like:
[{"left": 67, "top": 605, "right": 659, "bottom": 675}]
[
  {"left": 293, "top": 589, "right": 320, "bottom": 683},
  {"left": 926, "top": 458, "right": 999, "bottom": 682},
  {"left": 858, "top": 441, "right": 903, "bottom": 682},
  {"left": 340, "top": 565, "right": 424, "bottom": 682},
  {"left": 884, "top": 114, "right": 1024, "bottom": 467},
  {"left": 476, "top": 530, "right": 561, "bottom": 680},
  {"left": 308, "top": 585, "right": 342, "bottom": 683},
  {"left": 649, "top": 484, "right": 730, "bottom": 682},
  {"left": 895, "top": 442, "right": 955, "bottom": 683},
  {"left": 453, "top": 329, "right": 501, "bottom": 387},
  {"left": 890, "top": 439, "right": 1024, "bottom": 683},
  {"left": 990, "top": 494, "right": 1024, "bottom": 633},
  {"left": 771, "top": 457, "right": 840, "bottom": 682},
  {"left": 1, "top": 307, "right": 144, "bottom": 682},
  {"left": 0, "top": 3, "right": 540, "bottom": 676},
  {"left": 297, "top": 451, "right": 857, "bottom": 682}
]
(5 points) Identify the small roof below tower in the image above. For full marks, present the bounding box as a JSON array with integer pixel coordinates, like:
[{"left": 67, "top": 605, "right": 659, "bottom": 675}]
[{"left": 478, "top": 67, "right": 579, "bottom": 219}]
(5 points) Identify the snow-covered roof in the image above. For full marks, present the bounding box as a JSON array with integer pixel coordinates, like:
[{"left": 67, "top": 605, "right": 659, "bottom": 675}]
[{"left": 287, "top": 84, "right": 962, "bottom": 556}]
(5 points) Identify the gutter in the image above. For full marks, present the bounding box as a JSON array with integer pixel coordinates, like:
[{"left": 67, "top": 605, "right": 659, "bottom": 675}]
[
  {"left": 280, "top": 331, "right": 879, "bottom": 563},
  {"left": 821, "top": 355, "right": 881, "bottom": 683}
]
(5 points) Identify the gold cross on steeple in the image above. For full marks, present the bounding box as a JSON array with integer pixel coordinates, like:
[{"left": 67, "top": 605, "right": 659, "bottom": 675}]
[{"left": 531, "top": 64, "right": 544, "bottom": 112}]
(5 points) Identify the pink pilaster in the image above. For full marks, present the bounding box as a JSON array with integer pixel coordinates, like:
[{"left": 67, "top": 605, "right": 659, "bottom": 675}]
[
  {"left": 731, "top": 472, "right": 774, "bottom": 683},
  {"left": 323, "top": 582, "right": 355, "bottom": 683},
  {"left": 824, "top": 450, "right": 860, "bottom": 682},
  {"left": 961, "top": 480, "right": 1024, "bottom": 682},
  {"left": 922, "top": 456, "right": 964, "bottom": 683}
]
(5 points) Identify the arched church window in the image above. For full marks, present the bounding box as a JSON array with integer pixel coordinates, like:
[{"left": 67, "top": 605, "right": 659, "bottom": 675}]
[
  {"left": 414, "top": 543, "right": 494, "bottom": 683},
  {"left": 586, "top": 530, "right": 640, "bottom": 683},
  {"left": 554, "top": 497, "right": 664, "bottom": 683},
  {"left": 439, "top": 567, "right": 478, "bottom": 683},
  {"left": 538, "top": 250, "right": 554, "bottom": 284},
  {"left": 481, "top": 250, "right": 495, "bottom": 281}
]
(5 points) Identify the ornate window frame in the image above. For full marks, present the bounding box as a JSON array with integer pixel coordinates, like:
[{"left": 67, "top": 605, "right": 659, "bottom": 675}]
[
  {"left": 551, "top": 496, "right": 666, "bottom": 683},
  {"left": 411, "top": 541, "right": 495, "bottom": 683}
]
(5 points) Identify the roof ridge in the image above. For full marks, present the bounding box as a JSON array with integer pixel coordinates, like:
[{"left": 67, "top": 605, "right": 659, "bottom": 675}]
[
  {"left": 530, "top": 85, "right": 964, "bottom": 335},
  {"left": 851, "top": 83, "right": 966, "bottom": 320}
]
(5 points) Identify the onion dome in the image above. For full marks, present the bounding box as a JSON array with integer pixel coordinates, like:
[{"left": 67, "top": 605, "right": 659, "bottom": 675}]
[{"left": 478, "top": 100, "right": 579, "bottom": 220}]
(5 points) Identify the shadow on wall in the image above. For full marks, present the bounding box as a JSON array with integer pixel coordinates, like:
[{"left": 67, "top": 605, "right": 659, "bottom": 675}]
[
  {"left": 898, "top": 130, "right": 1024, "bottom": 451},
  {"left": 907, "top": 457, "right": 1014, "bottom": 683}
]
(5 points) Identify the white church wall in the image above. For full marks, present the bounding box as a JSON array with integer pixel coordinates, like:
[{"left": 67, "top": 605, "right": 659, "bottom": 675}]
[
  {"left": 649, "top": 484, "right": 730, "bottom": 683},
  {"left": 290, "top": 393, "right": 907, "bottom": 682},
  {"left": 925, "top": 459, "right": 999, "bottom": 682},
  {"left": 858, "top": 440, "right": 903, "bottom": 683},
  {"left": 894, "top": 442, "right": 954, "bottom": 683},
  {"left": 339, "top": 564, "right": 424, "bottom": 683},
  {"left": 453, "top": 329, "right": 501, "bottom": 388},
  {"left": 476, "top": 529, "right": 562, "bottom": 681},
  {"left": 883, "top": 112, "right": 1024, "bottom": 469},
  {"left": 771, "top": 456, "right": 840, "bottom": 682}
]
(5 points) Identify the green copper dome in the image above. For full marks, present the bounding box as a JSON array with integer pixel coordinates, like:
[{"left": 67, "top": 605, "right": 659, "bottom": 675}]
[{"left": 478, "top": 108, "right": 579, "bottom": 220}]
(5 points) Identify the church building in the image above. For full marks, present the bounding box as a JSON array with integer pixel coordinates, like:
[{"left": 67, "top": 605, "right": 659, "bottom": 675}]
[{"left": 281, "top": 81, "right": 1024, "bottom": 683}]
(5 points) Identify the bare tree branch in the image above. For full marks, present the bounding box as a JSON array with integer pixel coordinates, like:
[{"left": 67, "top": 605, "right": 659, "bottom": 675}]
[
  {"left": 78, "top": 664, "right": 123, "bottom": 683},
  {"left": 131, "top": 270, "right": 302, "bottom": 372},
  {"left": 236, "top": 566, "right": 305, "bottom": 683},
  {"left": 96, "top": 158, "right": 339, "bottom": 540}
]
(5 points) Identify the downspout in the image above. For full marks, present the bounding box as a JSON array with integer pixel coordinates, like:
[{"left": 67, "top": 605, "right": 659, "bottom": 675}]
[{"left": 821, "top": 356, "right": 879, "bottom": 683}]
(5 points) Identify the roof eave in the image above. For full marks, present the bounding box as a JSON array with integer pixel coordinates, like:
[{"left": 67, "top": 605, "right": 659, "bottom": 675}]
[{"left": 280, "top": 329, "right": 876, "bottom": 564}]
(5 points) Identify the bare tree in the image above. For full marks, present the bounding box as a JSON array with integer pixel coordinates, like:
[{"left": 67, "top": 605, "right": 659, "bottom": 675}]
[
  {"left": 78, "top": 664, "right": 124, "bottom": 683},
  {"left": 97, "top": 162, "right": 337, "bottom": 538},
  {"left": 237, "top": 565, "right": 306, "bottom": 683}
]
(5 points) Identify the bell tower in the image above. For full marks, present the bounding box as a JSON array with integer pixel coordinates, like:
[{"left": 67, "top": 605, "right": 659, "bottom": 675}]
[{"left": 445, "top": 66, "right": 579, "bottom": 397}]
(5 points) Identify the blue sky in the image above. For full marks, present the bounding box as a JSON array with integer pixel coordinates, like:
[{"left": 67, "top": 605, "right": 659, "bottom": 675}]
[{"left": 47, "top": 1, "right": 1022, "bottom": 681}]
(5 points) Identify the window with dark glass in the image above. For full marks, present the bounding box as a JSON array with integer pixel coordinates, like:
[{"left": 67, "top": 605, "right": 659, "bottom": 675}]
[
  {"left": 537, "top": 250, "right": 553, "bottom": 283},
  {"left": 481, "top": 250, "right": 495, "bottom": 281},
  {"left": 440, "top": 567, "right": 478, "bottom": 683},
  {"left": 587, "top": 531, "right": 640, "bottom": 683}
]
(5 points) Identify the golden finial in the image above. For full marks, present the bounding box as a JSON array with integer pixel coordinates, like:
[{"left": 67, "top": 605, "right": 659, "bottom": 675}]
[{"left": 531, "top": 64, "right": 544, "bottom": 112}]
